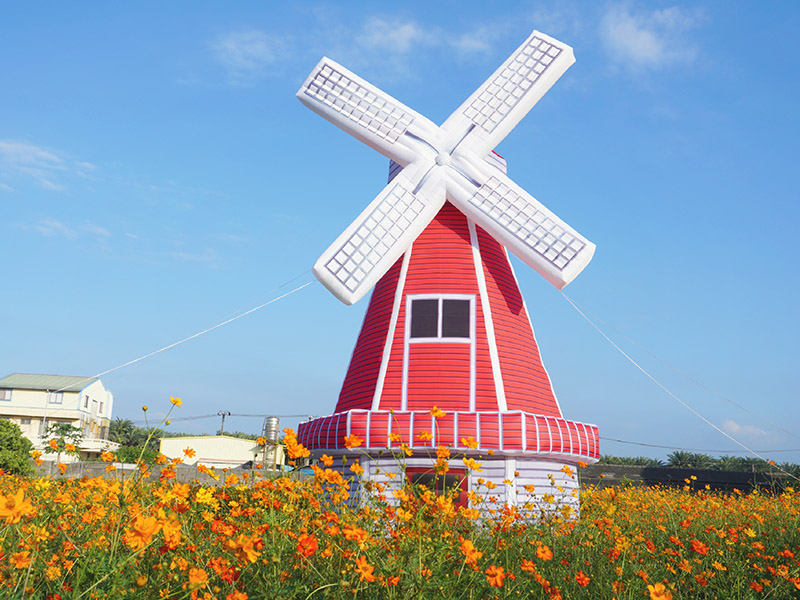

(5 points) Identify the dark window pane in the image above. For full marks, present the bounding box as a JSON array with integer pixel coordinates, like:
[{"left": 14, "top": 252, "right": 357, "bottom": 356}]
[
  {"left": 410, "top": 299, "right": 438, "bottom": 338},
  {"left": 442, "top": 299, "right": 470, "bottom": 337},
  {"left": 408, "top": 471, "right": 465, "bottom": 494}
]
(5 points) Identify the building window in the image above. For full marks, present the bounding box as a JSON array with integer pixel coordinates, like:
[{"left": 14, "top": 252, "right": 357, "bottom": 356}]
[
  {"left": 99, "top": 401, "right": 104, "bottom": 414},
  {"left": 84, "top": 395, "right": 89, "bottom": 408},
  {"left": 21, "top": 418, "right": 31, "bottom": 425},
  {"left": 0, "top": 389, "right": 10, "bottom": 401},
  {"left": 48, "top": 392, "right": 63, "bottom": 404},
  {"left": 406, "top": 467, "right": 469, "bottom": 507},
  {"left": 409, "top": 297, "right": 473, "bottom": 340}
]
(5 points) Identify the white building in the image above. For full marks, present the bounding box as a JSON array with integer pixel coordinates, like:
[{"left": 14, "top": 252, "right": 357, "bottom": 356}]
[
  {"left": 160, "top": 435, "right": 284, "bottom": 470},
  {"left": 0, "top": 373, "right": 119, "bottom": 461}
]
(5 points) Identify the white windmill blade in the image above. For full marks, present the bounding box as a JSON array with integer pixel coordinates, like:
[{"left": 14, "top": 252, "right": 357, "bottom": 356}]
[
  {"left": 440, "top": 31, "right": 575, "bottom": 158},
  {"left": 298, "top": 57, "right": 439, "bottom": 167},
  {"left": 313, "top": 164, "right": 446, "bottom": 305},
  {"left": 449, "top": 168, "right": 595, "bottom": 290}
]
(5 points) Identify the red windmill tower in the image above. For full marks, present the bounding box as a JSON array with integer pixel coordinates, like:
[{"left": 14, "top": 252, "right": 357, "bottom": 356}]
[{"left": 296, "top": 30, "right": 599, "bottom": 511}]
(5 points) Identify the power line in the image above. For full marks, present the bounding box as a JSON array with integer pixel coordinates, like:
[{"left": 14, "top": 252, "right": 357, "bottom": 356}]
[
  {"left": 600, "top": 436, "right": 800, "bottom": 454},
  {"left": 563, "top": 295, "right": 800, "bottom": 442},
  {"left": 561, "top": 291, "right": 800, "bottom": 483}
]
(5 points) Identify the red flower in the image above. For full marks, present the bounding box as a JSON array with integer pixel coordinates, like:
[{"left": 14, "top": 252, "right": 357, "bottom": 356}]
[{"left": 575, "top": 571, "right": 590, "bottom": 587}]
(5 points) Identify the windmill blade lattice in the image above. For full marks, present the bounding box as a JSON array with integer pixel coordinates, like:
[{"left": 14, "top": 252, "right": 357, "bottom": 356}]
[{"left": 299, "top": 29, "right": 594, "bottom": 304}]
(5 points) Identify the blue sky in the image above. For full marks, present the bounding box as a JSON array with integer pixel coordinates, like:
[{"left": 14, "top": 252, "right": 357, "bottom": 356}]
[{"left": 2, "top": 2, "right": 798, "bottom": 461}]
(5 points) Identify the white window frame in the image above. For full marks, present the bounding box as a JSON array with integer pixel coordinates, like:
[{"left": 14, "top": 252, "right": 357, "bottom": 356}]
[
  {"left": 0, "top": 389, "right": 11, "bottom": 401},
  {"left": 48, "top": 391, "right": 63, "bottom": 404},
  {"left": 402, "top": 294, "right": 476, "bottom": 411}
]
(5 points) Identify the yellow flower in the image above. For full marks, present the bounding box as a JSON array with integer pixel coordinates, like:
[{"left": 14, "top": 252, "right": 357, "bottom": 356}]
[
  {"left": 344, "top": 434, "right": 363, "bottom": 449},
  {"left": 462, "top": 457, "right": 483, "bottom": 471},
  {"left": 170, "top": 396, "right": 182, "bottom": 407},
  {"left": 0, "top": 489, "right": 34, "bottom": 524},
  {"left": 429, "top": 406, "right": 445, "bottom": 418},
  {"left": 142, "top": 405, "right": 148, "bottom": 411},
  {"left": 647, "top": 583, "right": 673, "bottom": 600},
  {"left": 460, "top": 436, "right": 478, "bottom": 449}
]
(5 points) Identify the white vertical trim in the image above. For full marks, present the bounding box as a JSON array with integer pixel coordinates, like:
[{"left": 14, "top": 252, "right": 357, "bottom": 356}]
[
  {"left": 366, "top": 411, "right": 372, "bottom": 448},
  {"left": 468, "top": 221, "right": 507, "bottom": 411},
  {"left": 504, "top": 248, "right": 563, "bottom": 415},
  {"left": 469, "top": 298, "right": 476, "bottom": 412},
  {"left": 409, "top": 411, "right": 415, "bottom": 447},
  {"left": 499, "top": 412, "right": 504, "bottom": 451},
  {"left": 534, "top": 414, "right": 540, "bottom": 453},
  {"left": 454, "top": 411, "right": 459, "bottom": 446},
  {"left": 346, "top": 410, "right": 352, "bottom": 440},
  {"left": 505, "top": 457, "right": 517, "bottom": 506},
  {"left": 401, "top": 296, "right": 410, "bottom": 411},
  {"left": 373, "top": 248, "right": 413, "bottom": 411},
  {"left": 476, "top": 412, "right": 481, "bottom": 449},
  {"left": 521, "top": 411, "right": 527, "bottom": 451},
  {"left": 546, "top": 416, "right": 553, "bottom": 453}
]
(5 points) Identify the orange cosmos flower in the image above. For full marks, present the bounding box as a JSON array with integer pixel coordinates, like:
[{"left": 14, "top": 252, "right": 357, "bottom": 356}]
[
  {"left": 462, "top": 457, "right": 482, "bottom": 471},
  {"left": 417, "top": 430, "right": 433, "bottom": 441},
  {"left": 124, "top": 514, "right": 161, "bottom": 551},
  {"left": 354, "top": 555, "right": 376, "bottom": 582},
  {"left": 575, "top": 571, "right": 590, "bottom": 587},
  {"left": 256, "top": 436, "right": 266, "bottom": 445},
  {"left": 399, "top": 443, "right": 412, "bottom": 456},
  {"left": 11, "top": 551, "right": 31, "bottom": 569},
  {"left": 320, "top": 454, "right": 334, "bottom": 466},
  {"left": 459, "top": 539, "right": 483, "bottom": 565},
  {"left": 342, "top": 525, "right": 369, "bottom": 544},
  {"left": 436, "top": 446, "right": 450, "bottom": 460},
  {"left": 225, "top": 533, "right": 261, "bottom": 563},
  {"left": 170, "top": 396, "right": 182, "bottom": 407},
  {"left": 344, "top": 434, "right": 363, "bottom": 449},
  {"left": 536, "top": 544, "right": 553, "bottom": 561},
  {"left": 520, "top": 559, "right": 536, "bottom": 573},
  {"left": 296, "top": 533, "right": 318, "bottom": 558},
  {"left": 0, "top": 488, "right": 34, "bottom": 524},
  {"left": 460, "top": 436, "right": 478, "bottom": 449},
  {"left": 485, "top": 565, "right": 505, "bottom": 588},
  {"left": 690, "top": 539, "right": 709, "bottom": 555},
  {"left": 429, "top": 406, "right": 445, "bottom": 418},
  {"left": 65, "top": 443, "right": 76, "bottom": 452},
  {"left": 350, "top": 462, "right": 364, "bottom": 476},
  {"left": 226, "top": 592, "right": 248, "bottom": 600},
  {"left": 57, "top": 463, "right": 68, "bottom": 475},
  {"left": 183, "top": 447, "right": 196, "bottom": 458},
  {"left": 48, "top": 439, "right": 58, "bottom": 450},
  {"left": 647, "top": 583, "right": 673, "bottom": 600},
  {"left": 187, "top": 567, "right": 208, "bottom": 589}
]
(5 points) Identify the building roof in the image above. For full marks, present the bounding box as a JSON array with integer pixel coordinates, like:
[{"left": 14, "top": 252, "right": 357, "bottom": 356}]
[{"left": 0, "top": 373, "right": 97, "bottom": 392}]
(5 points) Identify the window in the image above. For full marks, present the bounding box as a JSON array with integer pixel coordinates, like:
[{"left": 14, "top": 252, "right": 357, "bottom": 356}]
[
  {"left": 406, "top": 467, "right": 468, "bottom": 507},
  {"left": 99, "top": 402, "right": 104, "bottom": 414},
  {"left": 409, "top": 297, "right": 472, "bottom": 340},
  {"left": 0, "top": 389, "right": 10, "bottom": 401},
  {"left": 84, "top": 395, "right": 89, "bottom": 408},
  {"left": 48, "top": 392, "right": 63, "bottom": 404},
  {"left": 21, "top": 418, "right": 31, "bottom": 425}
]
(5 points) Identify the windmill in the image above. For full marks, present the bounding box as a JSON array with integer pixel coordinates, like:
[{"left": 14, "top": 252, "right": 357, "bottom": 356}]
[{"left": 296, "top": 30, "right": 599, "bottom": 513}]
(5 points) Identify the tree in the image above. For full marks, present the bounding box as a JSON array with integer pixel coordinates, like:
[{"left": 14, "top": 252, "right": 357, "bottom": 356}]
[
  {"left": 42, "top": 422, "right": 84, "bottom": 463},
  {"left": 0, "top": 419, "right": 34, "bottom": 475},
  {"left": 109, "top": 418, "right": 138, "bottom": 446},
  {"left": 666, "top": 450, "right": 694, "bottom": 469}
]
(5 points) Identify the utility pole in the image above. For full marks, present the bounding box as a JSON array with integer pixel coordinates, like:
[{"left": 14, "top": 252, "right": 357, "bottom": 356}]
[{"left": 217, "top": 411, "right": 231, "bottom": 434}]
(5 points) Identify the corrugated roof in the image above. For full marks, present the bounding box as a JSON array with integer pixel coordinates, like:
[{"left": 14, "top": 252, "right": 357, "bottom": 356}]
[{"left": 0, "top": 373, "right": 97, "bottom": 392}]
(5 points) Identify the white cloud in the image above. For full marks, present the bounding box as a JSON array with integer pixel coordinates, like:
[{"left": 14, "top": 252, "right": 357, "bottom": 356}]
[
  {"left": 600, "top": 3, "right": 701, "bottom": 71},
  {"left": 357, "top": 17, "right": 436, "bottom": 54},
  {"left": 721, "top": 419, "right": 769, "bottom": 440},
  {"left": 0, "top": 181, "right": 14, "bottom": 192},
  {"left": 21, "top": 218, "right": 112, "bottom": 241},
  {"left": 0, "top": 139, "right": 95, "bottom": 191},
  {"left": 210, "top": 30, "right": 285, "bottom": 84}
]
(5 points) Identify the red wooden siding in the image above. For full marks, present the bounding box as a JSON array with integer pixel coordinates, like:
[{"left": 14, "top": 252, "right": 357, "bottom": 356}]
[
  {"left": 407, "top": 343, "right": 471, "bottom": 411},
  {"left": 297, "top": 409, "right": 600, "bottom": 460},
  {"left": 476, "top": 226, "right": 562, "bottom": 417},
  {"left": 335, "top": 258, "right": 403, "bottom": 412}
]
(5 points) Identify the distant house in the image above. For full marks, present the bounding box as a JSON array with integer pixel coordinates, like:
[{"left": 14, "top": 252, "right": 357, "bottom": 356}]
[
  {"left": 160, "top": 435, "right": 284, "bottom": 470},
  {"left": 0, "top": 373, "right": 119, "bottom": 461}
]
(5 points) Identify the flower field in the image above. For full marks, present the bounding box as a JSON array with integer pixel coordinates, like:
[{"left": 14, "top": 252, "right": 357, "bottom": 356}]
[{"left": 2, "top": 436, "right": 800, "bottom": 599}]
